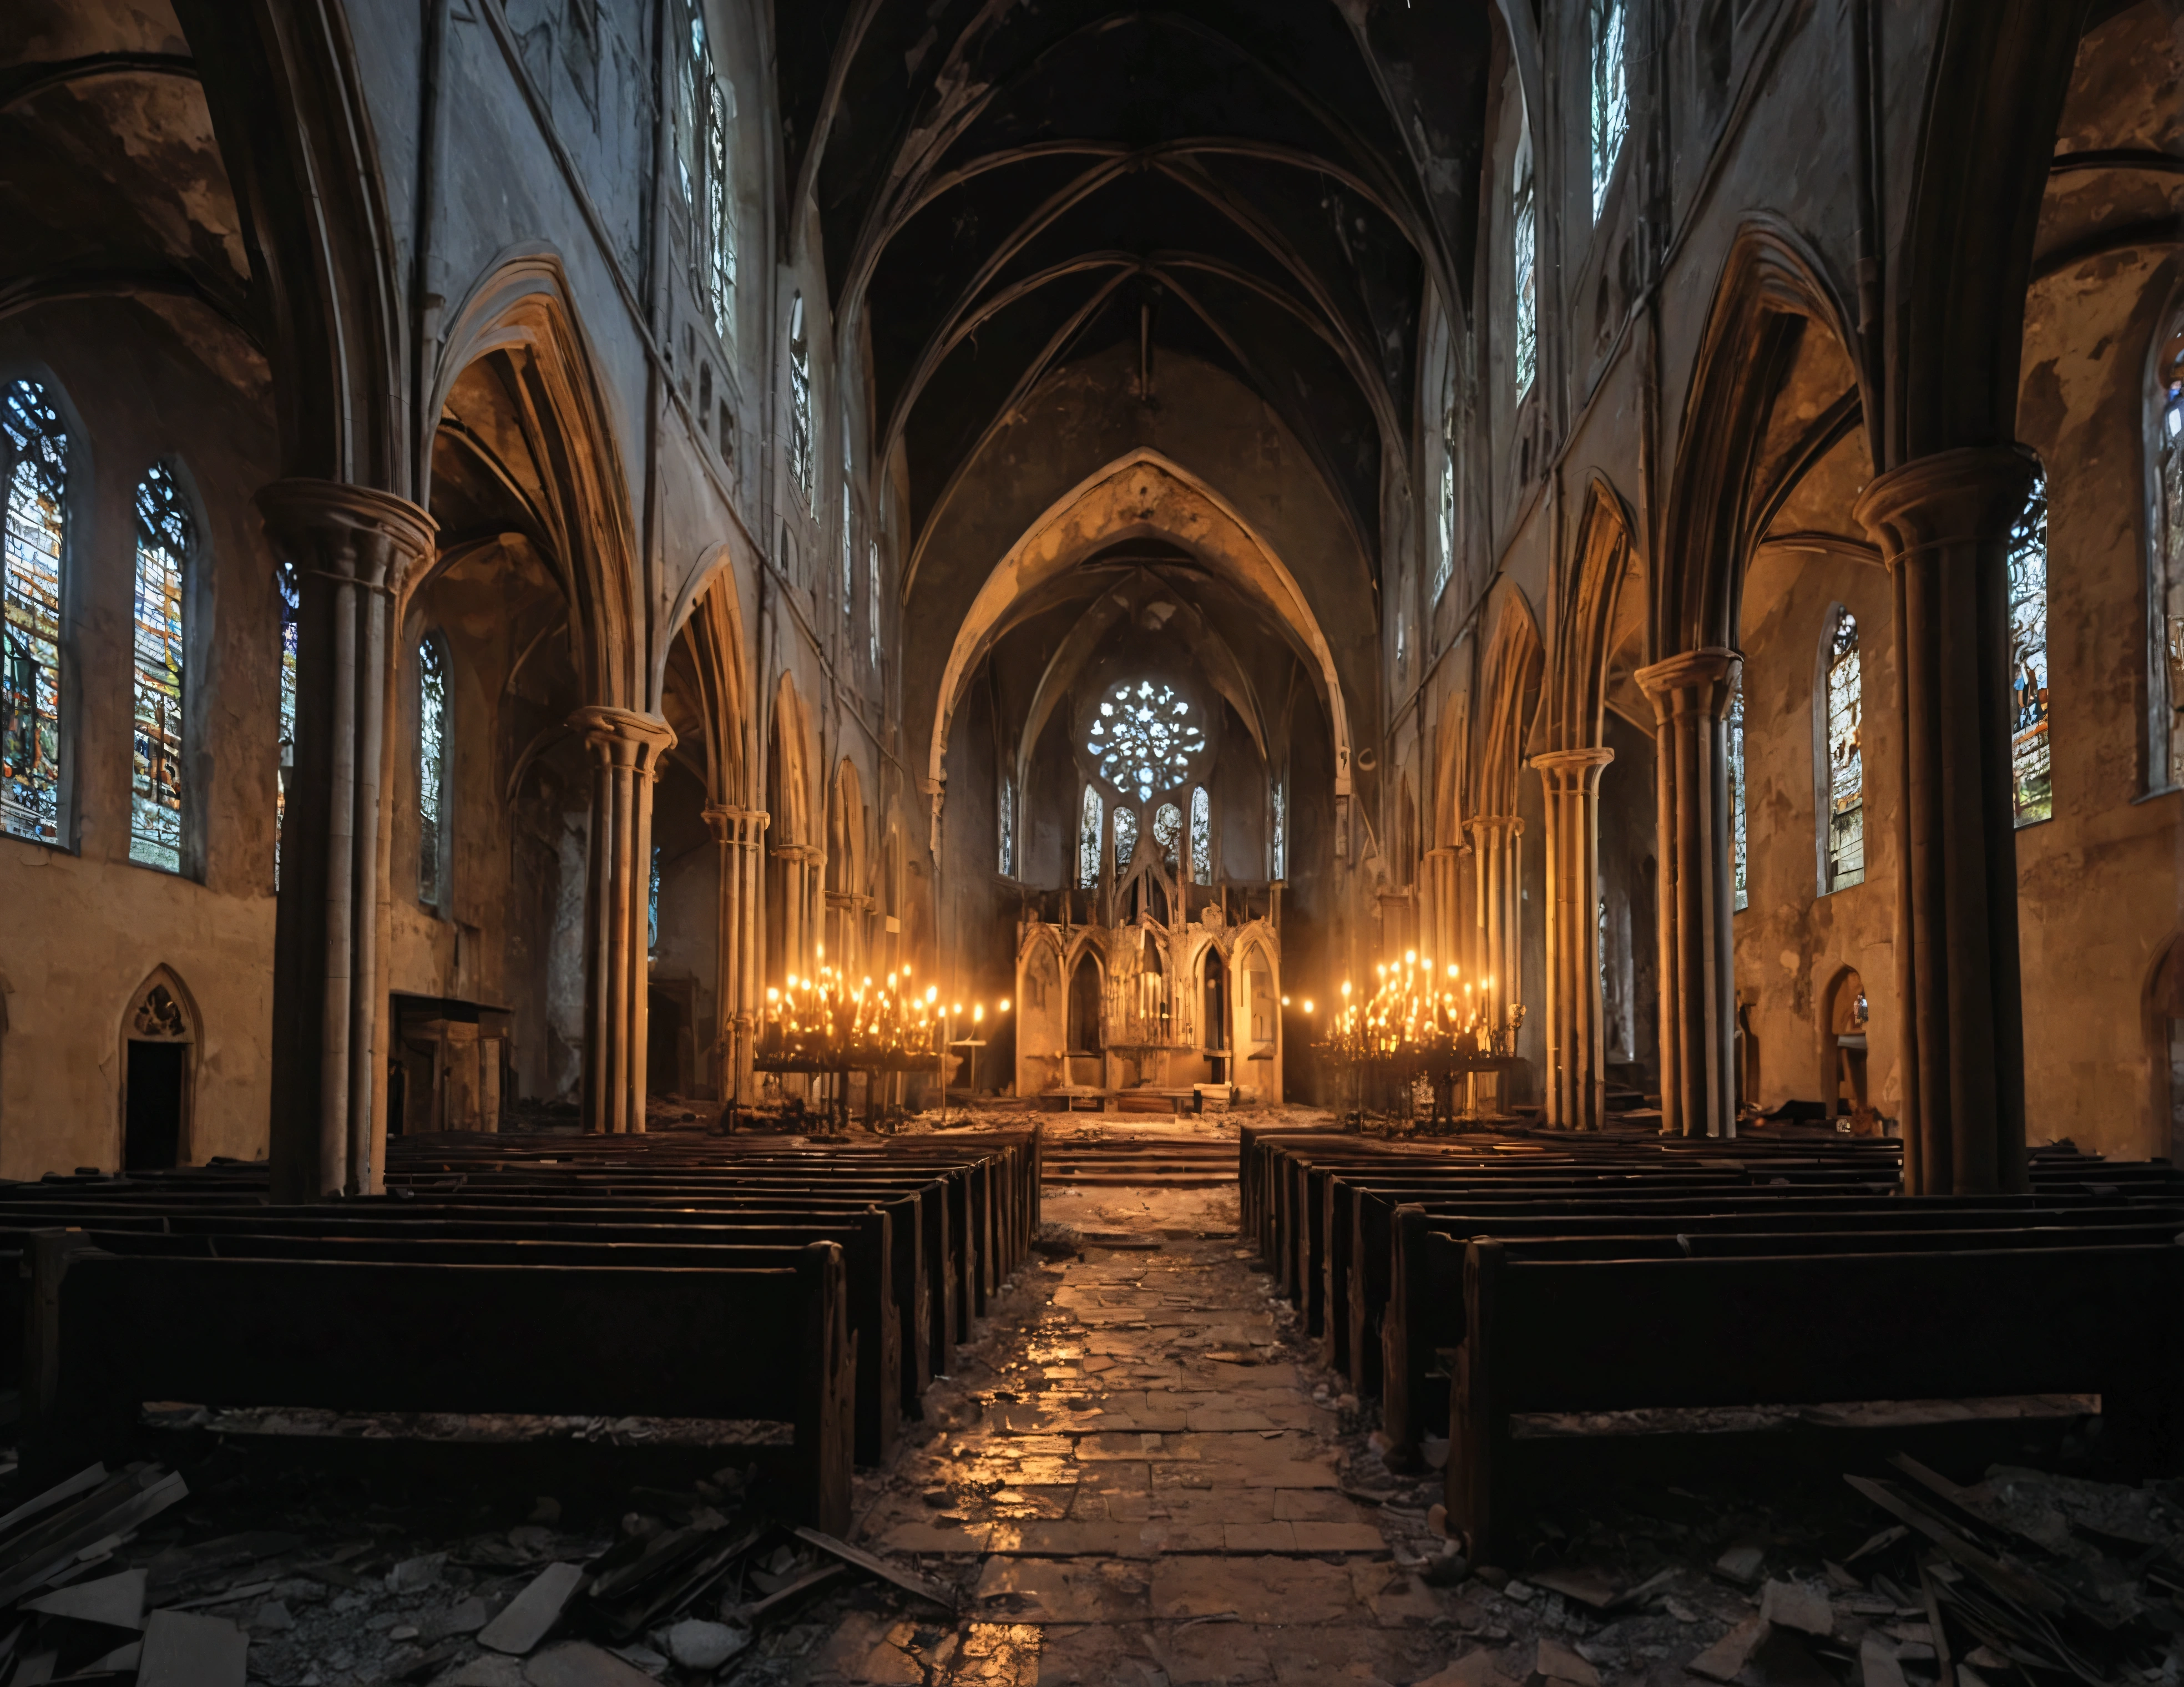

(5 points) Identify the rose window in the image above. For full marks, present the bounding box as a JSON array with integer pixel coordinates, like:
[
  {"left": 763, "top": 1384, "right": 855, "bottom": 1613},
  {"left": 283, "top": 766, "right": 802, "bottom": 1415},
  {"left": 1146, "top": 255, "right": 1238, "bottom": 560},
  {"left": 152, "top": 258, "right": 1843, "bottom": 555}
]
[{"left": 1088, "top": 680, "right": 1206, "bottom": 802}]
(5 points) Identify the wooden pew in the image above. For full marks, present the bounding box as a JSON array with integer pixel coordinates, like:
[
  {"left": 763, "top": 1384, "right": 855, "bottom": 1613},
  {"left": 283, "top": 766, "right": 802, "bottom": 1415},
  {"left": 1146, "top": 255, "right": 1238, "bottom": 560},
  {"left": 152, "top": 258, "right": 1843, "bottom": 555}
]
[
  {"left": 1448, "top": 1235, "right": 2184, "bottom": 1559},
  {"left": 23, "top": 1233, "right": 858, "bottom": 1534}
]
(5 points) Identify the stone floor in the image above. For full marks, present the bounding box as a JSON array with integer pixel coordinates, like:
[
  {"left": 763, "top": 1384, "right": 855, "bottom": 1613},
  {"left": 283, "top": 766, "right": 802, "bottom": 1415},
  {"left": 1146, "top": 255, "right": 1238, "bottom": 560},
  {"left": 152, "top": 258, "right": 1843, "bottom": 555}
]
[{"left": 782, "top": 1179, "right": 1468, "bottom": 1687}]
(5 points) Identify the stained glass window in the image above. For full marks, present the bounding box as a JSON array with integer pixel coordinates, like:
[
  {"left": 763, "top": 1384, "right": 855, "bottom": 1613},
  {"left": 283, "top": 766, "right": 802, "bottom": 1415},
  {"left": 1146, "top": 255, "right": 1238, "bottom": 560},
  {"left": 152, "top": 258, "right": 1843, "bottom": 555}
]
[
  {"left": 841, "top": 468, "right": 853, "bottom": 617},
  {"left": 1085, "top": 680, "right": 1206, "bottom": 802},
  {"left": 649, "top": 843, "right": 661, "bottom": 953},
  {"left": 418, "top": 633, "right": 449, "bottom": 907},
  {"left": 706, "top": 79, "right": 735, "bottom": 343},
  {"left": 1513, "top": 126, "right": 1537, "bottom": 391},
  {"left": 1113, "top": 806, "right": 1138, "bottom": 878},
  {"left": 998, "top": 770, "right": 1015, "bottom": 876},
  {"left": 1271, "top": 776, "right": 1287, "bottom": 880},
  {"left": 1589, "top": 0, "right": 1628, "bottom": 220},
  {"left": 1152, "top": 801, "right": 1182, "bottom": 871},
  {"left": 676, "top": 4, "right": 699, "bottom": 206},
  {"left": 2008, "top": 473, "right": 2051, "bottom": 826},
  {"left": 1078, "top": 784, "right": 1103, "bottom": 888},
  {"left": 2155, "top": 325, "right": 2184, "bottom": 789},
  {"left": 787, "top": 294, "right": 813, "bottom": 509},
  {"left": 1728, "top": 670, "right": 1747, "bottom": 912},
  {"left": 276, "top": 557, "right": 299, "bottom": 885},
  {"left": 1823, "top": 607, "right": 1864, "bottom": 892},
  {"left": 129, "top": 467, "right": 190, "bottom": 871},
  {"left": 2, "top": 380, "right": 67, "bottom": 846},
  {"left": 1190, "top": 785, "right": 1211, "bottom": 882}
]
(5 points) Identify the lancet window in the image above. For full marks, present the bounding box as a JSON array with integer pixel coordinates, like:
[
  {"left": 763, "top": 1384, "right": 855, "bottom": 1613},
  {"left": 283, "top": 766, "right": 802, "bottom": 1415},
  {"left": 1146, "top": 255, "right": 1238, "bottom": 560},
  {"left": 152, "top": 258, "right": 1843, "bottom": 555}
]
[
  {"left": 2008, "top": 472, "right": 2051, "bottom": 826},
  {"left": 1086, "top": 680, "right": 1206, "bottom": 803},
  {"left": 2, "top": 379, "right": 67, "bottom": 846},
  {"left": 1728, "top": 669, "right": 1747, "bottom": 912},
  {"left": 417, "top": 632, "right": 450, "bottom": 908},
  {"left": 1153, "top": 801, "right": 1182, "bottom": 872},
  {"left": 276, "top": 557, "right": 299, "bottom": 884},
  {"left": 2153, "top": 320, "right": 2184, "bottom": 789},
  {"left": 1113, "top": 806, "right": 1138, "bottom": 879},
  {"left": 1513, "top": 124, "right": 1538, "bottom": 392},
  {"left": 1190, "top": 785, "right": 1211, "bottom": 882},
  {"left": 649, "top": 844, "right": 661, "bottom": 954},
  {"left": 998, "top": 770, "right": 1015, "bottom": 877},
  {"left": 1589, "top": 0, "right": 1628, "bottom": 219},
  {"left": 867, "top": 539, "right": 881, "bottom": 669},
  {"left": 787, "top": 294, "right": 813, "bottom": 509},
  {"left": 1078, "top": 784, "right": 1103, "bottom": 888},
  {"left": 129, "top": 466, "right": 190, "bottom": 872},
  {"left": 1436, "top": 441, "right": 1455, "bottom": 599},
  {"left": 1822, "top": 607, "right": 1864, "bottom": 892},
  {"left": 1271, "top": 775, "right": 1287, "bottom": 880}
]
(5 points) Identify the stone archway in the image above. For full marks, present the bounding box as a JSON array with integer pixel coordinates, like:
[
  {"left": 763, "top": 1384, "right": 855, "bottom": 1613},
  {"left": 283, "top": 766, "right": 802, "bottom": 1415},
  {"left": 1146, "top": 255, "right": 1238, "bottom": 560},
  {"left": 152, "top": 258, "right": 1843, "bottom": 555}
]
[{"left": 120, "top": 967, "right": 198, "bottom": 1173}]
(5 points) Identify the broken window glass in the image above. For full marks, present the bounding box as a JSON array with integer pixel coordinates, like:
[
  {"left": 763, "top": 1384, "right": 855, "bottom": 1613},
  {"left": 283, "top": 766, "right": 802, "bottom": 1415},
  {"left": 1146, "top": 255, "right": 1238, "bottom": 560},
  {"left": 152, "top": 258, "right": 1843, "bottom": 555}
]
[
  {"left": 2008, "top": 472, "right": 2051, "bottom": 826},
  {"left": 1190, "top": 785, "right": 1211, "bottom": 883},
  {"left": 707, "top": 79, "right": 735, "bottom": 344},
  {"left": 418, "top": 632, "right": 449, "bottom": 907},
  {"left": 1085, "top": 680, "right": 1206, "bottom": 802},
  {"left": 1078, "top": 784, "right": 1103, "bottom": 888},
  {"left": 1271, "top": 775, "right": 1287, "bottom": 880},
  {"left": 1152, "top": 801, "right": 1182, "bottom": 871},
  {"left": 129, "top": 466, "right": 190, "bottom": 872},
  {"left": 1113, "top": 805, "right": 1138, "bottom": 880},
  {"left": 2, "top": 379, "right": 67, "bottom": 846},
  {"left": 1823, "top": 607, "right": 1864, "bottom": 892},
  {"left": 1513, "top": 125, "right": 1537, "bottom": 392},
  {"left": 1589, "top": 0, "right": 1627, "bottom": 219}
]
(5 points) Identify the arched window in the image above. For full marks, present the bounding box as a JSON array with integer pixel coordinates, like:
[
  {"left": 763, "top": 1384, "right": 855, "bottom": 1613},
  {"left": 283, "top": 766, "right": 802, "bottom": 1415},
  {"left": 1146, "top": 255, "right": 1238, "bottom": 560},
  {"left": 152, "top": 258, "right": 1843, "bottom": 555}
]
[
  {"left": 1589, "top": 0, "right": 1628, "bottom": 219},
  {"left": 2, "top": 378, "right": 68, "bottom": 846},
  {"left": 2008, "top": 472, "right": 2051, "bottom": 825},
  {"left": 1821, "top": 607, "right": 1864, "bottom": 893},
  {"left": 1152, "top": 801, "right": 1182, "bottom": 872},
  {"left": 1190, "top": 785, "right": 1212, "bottom": 883},
  {"left": 1728, "top": 668, "right": 1747, "bottom": 912},
  {"left": 2153, "top": 319, "right": 2184, "bottom": 789},
  {"left": 867, "top": 538, "right": 882, "bottom": 670},
  {"left": 276, "top": 557, "right": 299, "bottom": 883},
  {"left": 705, "top": 73, "right": 735, "bottom": 342},
  {"left": 649, "top": 843, "right": 661, "bottom": 955},
  {"left": 129, "top": 466, "right": 191, "bottom": 872},
  {"left": 1113, "top": 805, "right": 1138, "bottom": 878},
  {"left": 998, "top": 769, "right": 1015, "bottom": 877},
  {"left": 417, "top": 632, "right": 450, "bottom": 908},
  {"left": 1513, "top": 120, "right": 1538, "bottom": 392},
  {"left": 1078, "top": 783, "right": 1103, "bottom": 888},
  {"left": 1436, "top": 436, "right": 1457, "bottom": 599},
  {"left": 1087, "top": 679, "right": 1207, "bottom": 802},
  {"left": 841, "top": 477, "right": 853, "bottom": 617},
  {"left": 1270, "top": 774, "right": 1287, "bottom": 880},
  {"left": 787, "top": 293, "right": 813, "bottom": 509}
]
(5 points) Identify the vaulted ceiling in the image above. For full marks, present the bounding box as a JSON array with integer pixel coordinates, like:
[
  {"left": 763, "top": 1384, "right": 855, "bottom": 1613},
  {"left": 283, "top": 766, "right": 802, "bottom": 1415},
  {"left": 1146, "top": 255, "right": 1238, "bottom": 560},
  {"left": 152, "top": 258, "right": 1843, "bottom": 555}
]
[{"left": 773, "top": 0, "right": 1499, "bottom": 554}]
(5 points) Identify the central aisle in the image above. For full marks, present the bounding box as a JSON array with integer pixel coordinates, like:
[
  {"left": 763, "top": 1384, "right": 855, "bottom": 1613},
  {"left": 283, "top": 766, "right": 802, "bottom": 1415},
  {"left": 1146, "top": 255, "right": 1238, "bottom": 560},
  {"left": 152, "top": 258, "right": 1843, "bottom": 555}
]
[{"left": 797, "top": 1177, "right": 1457, "bottom": 1685}]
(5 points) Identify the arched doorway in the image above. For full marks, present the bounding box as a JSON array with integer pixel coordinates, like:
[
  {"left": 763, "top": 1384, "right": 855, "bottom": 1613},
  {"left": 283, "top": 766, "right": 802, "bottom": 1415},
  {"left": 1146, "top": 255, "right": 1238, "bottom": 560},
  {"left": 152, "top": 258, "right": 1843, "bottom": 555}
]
[
  {"left": 1821, "top": 968, "right": 1870, "bottom": 1123},
  {"left": 1202, "top": 946, "right": 1228, "bottom": 1084},
  {"left": 122, "top": 973, "right": 195, "bottom": 1171},
  {"left": 1066, "top": 951, "right": 1104, "bottom": 1088}
]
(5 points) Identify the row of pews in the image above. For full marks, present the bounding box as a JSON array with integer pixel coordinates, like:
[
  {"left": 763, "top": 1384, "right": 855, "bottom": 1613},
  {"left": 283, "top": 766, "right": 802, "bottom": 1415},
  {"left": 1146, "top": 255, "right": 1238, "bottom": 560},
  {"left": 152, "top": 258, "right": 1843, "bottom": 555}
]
[
  {"left": 0, "top": 1128, "right": 1042, "bottom": 1533},
  {"left": 1240, "top": 1128, "right": 2184, "bottom": 1558}
]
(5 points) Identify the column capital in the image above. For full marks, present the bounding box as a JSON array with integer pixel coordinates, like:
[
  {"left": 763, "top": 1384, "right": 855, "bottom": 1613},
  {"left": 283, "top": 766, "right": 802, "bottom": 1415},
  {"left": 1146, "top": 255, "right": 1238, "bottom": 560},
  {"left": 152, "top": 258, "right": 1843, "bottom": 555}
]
[
  {"left": 1529, "top": 746, "right": 1616, "bottom": 791},
  {"left": 255, "top": 479, "right": 438, "bottom": 590},
  {"left": 1465, "top": 814, "right": 1524, "bottom": 840},
  {"left": 703, "top": 804, "right": 770, "bottom": 844},
  {"left": 1636, "top": 647, "right": 1741, "bottom": 723},
  {"left": 570, "top": 706, "right": 676, "bottom": 768},
  {"left": 1853, "top": 445, "right": 2038, "bottom": 562}
]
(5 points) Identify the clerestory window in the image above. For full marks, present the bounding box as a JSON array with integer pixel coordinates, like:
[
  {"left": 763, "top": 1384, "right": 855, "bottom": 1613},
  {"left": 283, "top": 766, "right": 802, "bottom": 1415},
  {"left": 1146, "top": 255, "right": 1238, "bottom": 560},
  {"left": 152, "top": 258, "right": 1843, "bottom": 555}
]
[
  {"left": 1113, "top": 805, "right": 1138, "bottom": 879},
  {"left": 1190, "top": 785, "right": 1211, "bottom": 883},
  {"left": 1728, "top": 668, "right": 1747, "bottom": 912},
  {"left": 1, "top": 379, "right": 68, "bottom": 847},
  {"left": 1078, "top": 784, "right": 1104, "bottom": 888},
  {"left": 417, "top": 632, "right": 450, "bottom": 908},
  {"left": 276, "top": 557, "right": 299, "bottom": 886},
  {"left": 1513, "top": 123, "right": 1538, "bottom": 392},
  {"left": 2008, "top": 471, "right": 2051, "bottom": 826},
  {"left": 128, "top": 466, "right": 191, "bottom": 872},
  {"left": 2153, "top": 318, "right": 2184, "bottom": 789},
  {"left": 1589, "top": 0, "right": 1629, "bottom": 220}
]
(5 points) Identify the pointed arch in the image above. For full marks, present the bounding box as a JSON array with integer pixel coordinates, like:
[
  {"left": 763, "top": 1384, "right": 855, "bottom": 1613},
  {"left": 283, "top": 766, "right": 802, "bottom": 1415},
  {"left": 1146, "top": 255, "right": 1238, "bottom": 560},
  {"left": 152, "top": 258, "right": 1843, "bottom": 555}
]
[
  {"left": 1472, "top": 589, "right": 1544, "bottom": 818},
  {"left": 119, "top": 964, "right": 199, "bottom": 1172},
  {"left": 663, "top": 557, "right": 751, "bottom": 807},
  {"left": 1657, "top": 221, "right": 1870, "bottom": 655},
  {"left": 767, "top": 673, "right": 815, "bottom": 847},
  {"left": 1546, "top": 476, "right": 1639, "bottom": 753},
  {"left": 421, "top": 248, "right": 644, "bottom": 710}
]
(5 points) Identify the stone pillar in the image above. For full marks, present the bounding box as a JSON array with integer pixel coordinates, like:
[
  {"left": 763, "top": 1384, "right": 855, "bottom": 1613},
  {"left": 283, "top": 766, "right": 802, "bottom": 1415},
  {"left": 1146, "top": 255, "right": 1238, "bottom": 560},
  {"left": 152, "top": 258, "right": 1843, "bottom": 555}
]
[
  {"left": 1856, "top": 447, "right": 2037, "bottom": 1195},
  {"left": 573, "top": 706, "right": 675, "bottom": 1134},
  {"left": 705, "top": 805, "right": 769, "bottom": 1103},
  {"left": 1637, "top": 648, "right": 1741, "bottom": 1139},
  {"left": 256, "top": 480, "right": 436, "bottom": 1200},
  {"left": 1422, "top": 846, "right": 1462, "bottom": 973},
  {"left": 1466, "top": 816, "right": 1524, "bottom": 1044},
  {"left": 1533, "top": 748, "right": 1616, "bottom": 1129}
]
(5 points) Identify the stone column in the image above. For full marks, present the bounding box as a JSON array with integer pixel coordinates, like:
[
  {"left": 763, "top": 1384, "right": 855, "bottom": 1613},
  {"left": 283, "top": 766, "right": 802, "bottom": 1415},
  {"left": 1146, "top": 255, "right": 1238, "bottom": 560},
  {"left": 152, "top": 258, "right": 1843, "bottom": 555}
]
[
  {"left": 705, "top": 805, "right": 769, "bottom": 1103},
  {"left": 1465, "top": 816, "right": 1524, "bottom": 1043},
  {"left": 573, "top": 706, "right": 675, "bottom": 1134},
  {"left": 1856, "top": 446, "right": 2037, "bottom": 1194},
  {"left": 1422, "top": 845, "right": 1461, "bottom": 972},
  {"left": 1533, "top": 748, "right": 1616, "bottom": 1129},
  {"left": 1637, "top": 648, "right": 1741, "bottom": 1139},
  {"left": 256, "top": 479, "right": 436, "bottom": 1200}
]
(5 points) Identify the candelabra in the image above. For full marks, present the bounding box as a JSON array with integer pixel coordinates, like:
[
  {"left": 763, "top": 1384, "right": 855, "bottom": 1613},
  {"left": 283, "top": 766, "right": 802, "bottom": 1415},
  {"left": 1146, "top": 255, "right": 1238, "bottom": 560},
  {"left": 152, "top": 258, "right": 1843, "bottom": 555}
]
[{"left": 1315, "top": 952, "right": 1525, "bottom": 1133}]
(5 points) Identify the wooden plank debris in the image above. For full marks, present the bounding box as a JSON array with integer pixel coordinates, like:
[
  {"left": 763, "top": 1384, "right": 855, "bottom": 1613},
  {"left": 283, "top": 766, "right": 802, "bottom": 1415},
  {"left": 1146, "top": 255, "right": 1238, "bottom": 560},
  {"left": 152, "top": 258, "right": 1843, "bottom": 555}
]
[
  {"left": 138, "top": 1609, "right": 247, "bottom": 1687},
  {"left": 476, "top": 1560, "right": 584, "bottom": 1655},
  {"left": 794, "top": 1524, "right": 958, "bottom": 1612}
]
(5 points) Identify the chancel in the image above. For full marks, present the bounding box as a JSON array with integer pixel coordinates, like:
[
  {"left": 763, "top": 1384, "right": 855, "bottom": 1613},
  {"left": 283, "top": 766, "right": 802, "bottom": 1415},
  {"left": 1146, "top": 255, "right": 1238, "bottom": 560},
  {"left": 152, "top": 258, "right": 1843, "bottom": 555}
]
[{"left": 2, "top": 0, "right": 2183, "bottom": 1680}]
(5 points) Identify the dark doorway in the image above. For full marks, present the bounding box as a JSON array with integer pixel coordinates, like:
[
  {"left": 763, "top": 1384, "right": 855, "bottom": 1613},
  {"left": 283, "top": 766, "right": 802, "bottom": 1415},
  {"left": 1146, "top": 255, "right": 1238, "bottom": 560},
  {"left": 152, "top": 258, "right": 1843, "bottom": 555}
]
[
  {"left": 1203, "top": 948, "right": 1227, "bottom": 1083},
  {"left": 648, "top": 985, "right": 686, "bottom": 1095},
  {"left": 124, "top": 1040, "right": 185, "bottom": 1170},
  {"left": 1068, "top": 953, "right": 1103, "bottom": 1054}
]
